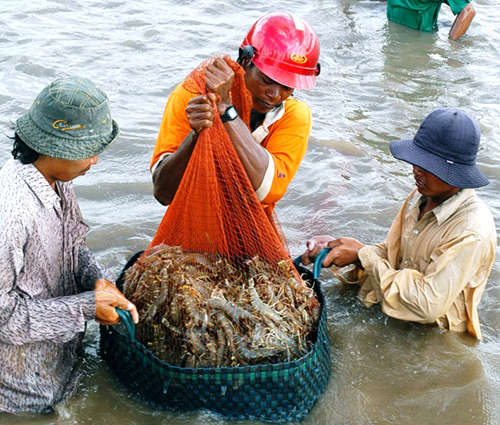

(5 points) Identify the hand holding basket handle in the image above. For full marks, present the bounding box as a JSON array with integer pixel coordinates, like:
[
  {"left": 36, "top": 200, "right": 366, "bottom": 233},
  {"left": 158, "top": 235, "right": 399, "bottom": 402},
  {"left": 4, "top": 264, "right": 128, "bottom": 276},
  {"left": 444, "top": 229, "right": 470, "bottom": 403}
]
[
  {"left": 293, "top": 248, "right": 332, "bottom": 280},
  {"left": 94, "top": 279, "right": 139, "bottom": 326},
  {"left": 115, "top": 308, "right": 136, "bottom": 341}
]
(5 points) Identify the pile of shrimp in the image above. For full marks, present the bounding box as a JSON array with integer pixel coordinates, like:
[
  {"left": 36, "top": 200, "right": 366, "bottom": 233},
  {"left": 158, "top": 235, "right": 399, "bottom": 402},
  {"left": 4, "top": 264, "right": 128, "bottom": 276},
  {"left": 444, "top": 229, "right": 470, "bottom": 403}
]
[{"left": 122, "top": 244, "right": 321, "bottom": 368}]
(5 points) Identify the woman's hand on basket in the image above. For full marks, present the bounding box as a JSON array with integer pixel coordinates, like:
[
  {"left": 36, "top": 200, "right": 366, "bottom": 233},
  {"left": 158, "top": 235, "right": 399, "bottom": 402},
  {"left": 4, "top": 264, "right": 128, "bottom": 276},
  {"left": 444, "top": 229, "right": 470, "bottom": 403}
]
[{"left": 94, "top": 279, "right": 139, "bottom": 325}]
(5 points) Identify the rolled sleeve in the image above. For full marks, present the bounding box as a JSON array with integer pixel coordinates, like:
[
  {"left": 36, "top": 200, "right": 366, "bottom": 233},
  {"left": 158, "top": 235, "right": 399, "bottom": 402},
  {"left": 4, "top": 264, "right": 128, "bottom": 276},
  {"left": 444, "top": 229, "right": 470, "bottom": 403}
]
[{"left": 255, "top": 150, "right": 275, "bottom": 201}]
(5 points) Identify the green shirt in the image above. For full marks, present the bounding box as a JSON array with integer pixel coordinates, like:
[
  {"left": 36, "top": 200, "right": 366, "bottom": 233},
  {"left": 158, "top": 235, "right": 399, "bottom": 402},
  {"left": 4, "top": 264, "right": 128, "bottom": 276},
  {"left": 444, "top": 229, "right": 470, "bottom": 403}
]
[{"left": 387, "top": 0, "right": 471, "bottom": 32}]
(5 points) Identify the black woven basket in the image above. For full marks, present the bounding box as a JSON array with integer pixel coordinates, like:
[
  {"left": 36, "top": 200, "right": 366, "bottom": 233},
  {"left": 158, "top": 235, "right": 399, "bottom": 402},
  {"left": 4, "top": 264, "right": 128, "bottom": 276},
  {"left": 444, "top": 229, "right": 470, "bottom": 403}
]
[{"left": 100, "top": 252, "right": 331, "bottom": 423}]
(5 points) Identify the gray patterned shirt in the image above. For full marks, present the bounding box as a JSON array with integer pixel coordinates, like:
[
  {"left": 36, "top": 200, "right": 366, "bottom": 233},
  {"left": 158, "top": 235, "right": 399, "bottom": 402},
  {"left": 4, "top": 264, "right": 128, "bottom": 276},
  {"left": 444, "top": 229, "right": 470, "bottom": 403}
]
[{"left": 0, "top": 158, "right": 112, "bottom": 413}]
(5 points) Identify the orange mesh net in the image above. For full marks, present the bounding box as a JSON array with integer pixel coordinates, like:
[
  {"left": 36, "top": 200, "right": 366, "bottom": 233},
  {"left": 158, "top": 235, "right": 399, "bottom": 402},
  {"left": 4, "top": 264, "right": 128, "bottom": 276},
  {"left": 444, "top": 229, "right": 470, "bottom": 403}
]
[
  {"left": 149, "top": 55, "right": 290, "bottom": 264},
  {"left": 121, "top": 55, "right": 320, "bottom": 368}
]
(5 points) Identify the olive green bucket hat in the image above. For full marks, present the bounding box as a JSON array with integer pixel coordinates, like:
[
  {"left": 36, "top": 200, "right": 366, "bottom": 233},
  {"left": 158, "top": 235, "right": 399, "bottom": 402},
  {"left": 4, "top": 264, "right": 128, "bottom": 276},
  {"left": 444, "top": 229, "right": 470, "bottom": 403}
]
[{"left": 15, "top": 77, "right": 119, "bottom": 160}]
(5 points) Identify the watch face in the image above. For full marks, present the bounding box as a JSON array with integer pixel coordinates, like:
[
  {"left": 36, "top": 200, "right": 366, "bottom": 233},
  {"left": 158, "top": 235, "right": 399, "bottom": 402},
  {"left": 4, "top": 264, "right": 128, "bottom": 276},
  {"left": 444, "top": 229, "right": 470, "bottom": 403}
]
[
  {"left": 221, "top": 106, "right": 238, "bottom": 122},
  {"left": 227, "top": 107, "right": 238, "bottom": 120}
]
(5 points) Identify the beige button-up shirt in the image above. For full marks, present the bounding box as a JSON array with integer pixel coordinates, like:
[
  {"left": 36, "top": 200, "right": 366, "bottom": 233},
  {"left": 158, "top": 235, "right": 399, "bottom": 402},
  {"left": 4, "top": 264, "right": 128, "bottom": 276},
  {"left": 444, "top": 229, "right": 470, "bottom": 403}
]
[
  {"left": 357, "top": 188, "right": 496, "bottom": 339},
  {"left": 0, "top": 158, "right": 112, "bottom": 413}
]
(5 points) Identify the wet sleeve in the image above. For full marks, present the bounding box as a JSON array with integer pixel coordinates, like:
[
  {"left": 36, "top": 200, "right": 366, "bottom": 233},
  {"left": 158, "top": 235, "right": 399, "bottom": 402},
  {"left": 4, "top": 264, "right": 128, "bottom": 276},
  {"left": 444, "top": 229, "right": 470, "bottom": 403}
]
[
  {"left": 361, "top": 242, "right": 388, "bottom": 262},
  {"left": 447, "top": 0, "right": 471, "bottom": 15},
  {"left": 358, "top": 233, "right": 490, "bottom": 324}
]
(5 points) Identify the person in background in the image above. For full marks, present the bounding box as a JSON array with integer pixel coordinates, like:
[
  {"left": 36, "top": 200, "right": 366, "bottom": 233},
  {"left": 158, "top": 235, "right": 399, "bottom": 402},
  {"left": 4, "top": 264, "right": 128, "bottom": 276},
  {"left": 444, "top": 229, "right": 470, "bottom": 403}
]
[
  {"left": 386, "top": 0, "right": 476, "bottom": 40},
  {"left": 301, "top": 108, "right": 496, "bottom": 340},
  {"left": 0, "top": 77, "right": 138, "bottom": 414},
  {"left": 151, "top": 11, "right": 321, "bottom": 216}
]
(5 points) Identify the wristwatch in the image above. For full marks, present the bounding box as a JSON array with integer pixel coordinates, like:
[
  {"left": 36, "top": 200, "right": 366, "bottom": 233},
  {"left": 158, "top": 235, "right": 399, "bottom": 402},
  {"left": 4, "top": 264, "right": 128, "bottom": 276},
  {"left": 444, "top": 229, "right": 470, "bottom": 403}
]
[{"left": 220, "top": 105, "right": 238, "bottom": 123}]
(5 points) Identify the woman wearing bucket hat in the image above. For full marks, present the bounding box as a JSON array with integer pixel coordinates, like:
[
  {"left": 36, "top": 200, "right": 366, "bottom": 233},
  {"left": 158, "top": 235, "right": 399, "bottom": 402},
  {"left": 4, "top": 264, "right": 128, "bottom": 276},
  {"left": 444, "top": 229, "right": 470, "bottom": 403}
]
[
  {"left": 0, "top": 77, "right": 138, "bottom": 413},
  {"left": 151, "top": 11, "right": 320, "bottom": 215},
  {"left": 301, "top": 108, "right": 496, "bottom": 340}
]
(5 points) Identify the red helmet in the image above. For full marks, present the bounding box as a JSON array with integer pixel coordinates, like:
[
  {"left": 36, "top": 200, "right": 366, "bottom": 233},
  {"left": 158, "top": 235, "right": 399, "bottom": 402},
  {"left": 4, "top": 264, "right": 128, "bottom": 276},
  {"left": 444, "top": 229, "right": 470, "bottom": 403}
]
[{"left": 240, "top": 11, "right": 321, "bottom": 90}]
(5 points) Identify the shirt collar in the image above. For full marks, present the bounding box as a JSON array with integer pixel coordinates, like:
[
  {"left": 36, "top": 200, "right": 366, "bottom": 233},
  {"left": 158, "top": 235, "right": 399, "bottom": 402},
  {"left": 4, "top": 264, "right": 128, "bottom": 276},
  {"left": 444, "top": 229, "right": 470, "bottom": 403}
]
[
  {"left": 13, "top": 159, "right": 60, "bottom": 208},
  {"left": 251, "top": 101, "right": 286, "bottom": 144},
  {"left": 407, "top": 188, "right": 476, "bottom": 224}
]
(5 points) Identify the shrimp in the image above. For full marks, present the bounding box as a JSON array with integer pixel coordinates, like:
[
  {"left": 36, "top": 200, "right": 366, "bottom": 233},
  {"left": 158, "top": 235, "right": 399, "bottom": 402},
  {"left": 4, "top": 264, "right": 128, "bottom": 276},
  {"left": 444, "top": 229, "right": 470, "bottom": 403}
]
[
  {"left": 184, "top": 296, "right": 201, "bottom": 328},
  {"left": 248, "top": 278, "right": 282, "bottom": 324},
  {"left": 207, "top": 298, "right": 253, "bottom": 323},
  {"left": 169, "top": 294, "right": 182, "bottom": 325},
  {"left": 186, "top": 329, "right": 205, "bottom": 356},
  {"left": 264, "top": 319, "right": 302, "bottom": 359},
  {"left": 216, "top": 328, "right": 227, "bottom": 366},
  {"left": 144, "top": 281, "right": 170, "bottom": 323},
  {"left": 233, "top": 334, "right": 281, "bottom": 365},
  {"left": 216, "top": 312, "right": 234, "bottom": 346},
  {"left": 161, "top": 317, "right": 183, "bottom": 335}
]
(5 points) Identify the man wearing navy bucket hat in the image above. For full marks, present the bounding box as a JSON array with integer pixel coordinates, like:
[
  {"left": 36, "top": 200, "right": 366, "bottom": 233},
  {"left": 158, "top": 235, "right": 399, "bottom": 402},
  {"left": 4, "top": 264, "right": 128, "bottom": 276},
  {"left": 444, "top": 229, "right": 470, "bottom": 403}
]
[
  {"left": 0, "top": 77, "right": 138, "bottom": 413},
  {"left": 301, "top": 108, "right": 496, "bottom": 340}
]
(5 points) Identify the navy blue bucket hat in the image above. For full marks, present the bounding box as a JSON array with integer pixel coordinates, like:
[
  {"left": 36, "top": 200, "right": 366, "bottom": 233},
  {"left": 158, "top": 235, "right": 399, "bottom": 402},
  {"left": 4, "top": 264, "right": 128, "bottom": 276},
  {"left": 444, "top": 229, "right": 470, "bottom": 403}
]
[
  {"left": 390, "top": 108, "right": 489, "bottom": 188},
  {"left": 15, "top": 77, "right": 119, "bottom": 160}
]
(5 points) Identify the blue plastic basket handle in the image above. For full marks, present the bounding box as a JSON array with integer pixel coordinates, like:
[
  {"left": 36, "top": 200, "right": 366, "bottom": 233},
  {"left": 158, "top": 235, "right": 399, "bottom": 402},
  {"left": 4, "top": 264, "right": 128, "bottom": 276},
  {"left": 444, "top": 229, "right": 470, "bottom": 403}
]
[
  {"left": 116, "top": 308, "right": 135, "bottom": 341},
  {"left": 293, "top": 248, "right": 332, "bottom": 280}
]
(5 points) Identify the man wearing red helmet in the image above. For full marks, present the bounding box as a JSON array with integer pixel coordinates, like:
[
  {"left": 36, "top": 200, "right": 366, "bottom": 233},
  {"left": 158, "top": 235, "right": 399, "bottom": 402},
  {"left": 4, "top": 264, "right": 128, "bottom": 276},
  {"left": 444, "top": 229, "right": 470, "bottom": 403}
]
[{"left": 150, "top": 12, "right": 320, "bottom": 214}]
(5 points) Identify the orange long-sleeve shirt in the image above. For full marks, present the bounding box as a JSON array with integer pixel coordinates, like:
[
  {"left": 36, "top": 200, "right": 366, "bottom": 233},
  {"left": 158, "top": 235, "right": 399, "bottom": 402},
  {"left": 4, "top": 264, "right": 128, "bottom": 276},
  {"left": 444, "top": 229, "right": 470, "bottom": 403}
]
[{"left": 151, "top": 82, "right": 312, "bottom": 210}]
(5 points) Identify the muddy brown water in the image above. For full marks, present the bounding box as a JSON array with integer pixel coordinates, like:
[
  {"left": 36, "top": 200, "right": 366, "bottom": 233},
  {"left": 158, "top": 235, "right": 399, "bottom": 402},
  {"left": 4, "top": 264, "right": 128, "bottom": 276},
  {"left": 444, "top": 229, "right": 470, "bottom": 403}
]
[{"left": 1, "top": 0, "right": 499, "bottom": 423}]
